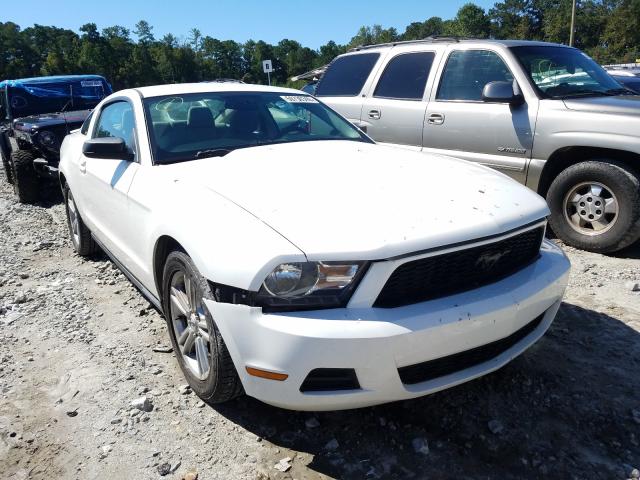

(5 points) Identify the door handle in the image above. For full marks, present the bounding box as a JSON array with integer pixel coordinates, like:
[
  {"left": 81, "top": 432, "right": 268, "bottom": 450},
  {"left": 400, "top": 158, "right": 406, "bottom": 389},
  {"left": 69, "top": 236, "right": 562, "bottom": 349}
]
[
  {"left": 427, "top": 113, "right": 445, "bottom": 125},
  {"left": 79, "top": 159, "right": 86, "bottom": 174},
  {"left": 368, "top": 109, "right": 381, "bottom": 120}
]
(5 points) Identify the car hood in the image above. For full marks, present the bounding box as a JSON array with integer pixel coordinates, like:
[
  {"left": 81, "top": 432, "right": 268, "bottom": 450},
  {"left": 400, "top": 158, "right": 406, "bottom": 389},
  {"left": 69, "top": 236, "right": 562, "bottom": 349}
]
[
  {"left": 563, "top": 95, "right": 640, "bottom": 116},
  {"left": 163, "top": 141, "right": 549, "bottom": 260},
  {"left": 13, "top": 110, "right": 91, "bottom": 131}
]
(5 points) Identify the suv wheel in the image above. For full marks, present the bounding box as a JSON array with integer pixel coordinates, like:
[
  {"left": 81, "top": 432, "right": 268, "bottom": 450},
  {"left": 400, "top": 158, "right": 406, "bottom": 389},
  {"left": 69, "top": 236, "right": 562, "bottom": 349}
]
[
  {"left": 162, "top": 250, "right": 243, "bottom": 404},
  {"left": 547, "top": 160, "right": 640, "bottom": 253},
  {"left": 63, "top": 186, "right": 97, "bottom": 256},
  {"left": 11, "top": 149, "right": 39, "bottom": 203},
  {"left": 1, "top": 148, "right": 13, "bottom": 184}
]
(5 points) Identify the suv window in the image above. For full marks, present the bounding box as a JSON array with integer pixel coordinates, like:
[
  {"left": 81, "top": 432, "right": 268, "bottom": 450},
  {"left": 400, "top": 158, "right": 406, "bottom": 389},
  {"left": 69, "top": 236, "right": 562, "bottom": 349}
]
[
  {"left": 374, "top": 52, "right": 435, "bottom": 100},
  {"left": 437, "top": 50, "right": 514, "bottom": 101},
  {"left": 316, "top": 53, "right": 380, "bottom": 97},
  {"left": 94, "top": 101, "right": 136, "bottom": 153}
]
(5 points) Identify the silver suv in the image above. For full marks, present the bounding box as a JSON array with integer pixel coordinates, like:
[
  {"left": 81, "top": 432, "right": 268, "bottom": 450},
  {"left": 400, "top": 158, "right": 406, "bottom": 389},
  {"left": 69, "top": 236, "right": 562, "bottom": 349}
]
[{"left": 315, "top": 38, "right": 640, "bottom": 253}]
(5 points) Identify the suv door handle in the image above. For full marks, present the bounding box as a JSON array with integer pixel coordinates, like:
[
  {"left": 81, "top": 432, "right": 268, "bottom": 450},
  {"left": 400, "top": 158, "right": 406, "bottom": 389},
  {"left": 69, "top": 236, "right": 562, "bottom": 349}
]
[
  {"left": 368, "top": 109, "right": 381, "bottom": 120},
  {"left": 427, "top": 113, "right": 445, "bottom": 125}
]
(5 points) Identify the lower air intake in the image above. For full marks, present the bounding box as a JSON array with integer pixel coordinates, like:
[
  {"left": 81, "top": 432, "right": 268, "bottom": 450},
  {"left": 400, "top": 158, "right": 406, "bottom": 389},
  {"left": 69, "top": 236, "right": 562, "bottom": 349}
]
[
  {"left": 300, "top": 368, "right": 360, "bottom": 392},
  {"left": 398, "top": 312, "right": 546, "bottom": 385}
]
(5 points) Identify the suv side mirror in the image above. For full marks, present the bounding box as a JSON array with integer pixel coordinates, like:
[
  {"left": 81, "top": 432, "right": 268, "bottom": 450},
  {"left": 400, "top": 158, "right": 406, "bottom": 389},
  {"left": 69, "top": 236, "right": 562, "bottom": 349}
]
[
  {"left": 482, "top": 81, "right": 524, "bottom": 106},
  {"left": 83, "top": 137, "right": 134, "bottom": 160}
]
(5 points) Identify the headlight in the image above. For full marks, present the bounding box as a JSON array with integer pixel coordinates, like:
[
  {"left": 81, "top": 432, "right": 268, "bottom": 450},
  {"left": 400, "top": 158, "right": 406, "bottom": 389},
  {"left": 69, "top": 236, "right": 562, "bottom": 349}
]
[
  {"left": 256, "top": 261, "right": 368, "bottom": 311},
  {"left": 38, "top": 130, "right": 57, "bottom": 147}
]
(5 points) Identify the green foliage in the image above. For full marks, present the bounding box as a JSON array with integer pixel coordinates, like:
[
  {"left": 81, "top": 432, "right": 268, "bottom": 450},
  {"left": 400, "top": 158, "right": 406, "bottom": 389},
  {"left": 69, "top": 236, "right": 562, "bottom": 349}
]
[{"left": 0, "top": 3, "right": 634, "bottom": 89}]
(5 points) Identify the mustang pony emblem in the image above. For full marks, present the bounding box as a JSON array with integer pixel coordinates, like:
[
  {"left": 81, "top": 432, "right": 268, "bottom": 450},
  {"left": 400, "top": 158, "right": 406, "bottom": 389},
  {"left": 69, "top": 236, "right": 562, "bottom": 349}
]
[{"left": 475, "top": 250, "right": 510, "bottom": 270}]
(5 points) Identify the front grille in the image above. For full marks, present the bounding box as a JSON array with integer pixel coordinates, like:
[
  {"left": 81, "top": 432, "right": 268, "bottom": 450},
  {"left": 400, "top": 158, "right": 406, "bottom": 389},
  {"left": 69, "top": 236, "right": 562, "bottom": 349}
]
[
  {"left": 374, "top": 226, "right": 545, "bottom": 308},
  {"left": 299, "top": 368, "right": 360, "bottom": 392},
  {"left": 398, "top": 312, "right": 545, "bottom": 385}
]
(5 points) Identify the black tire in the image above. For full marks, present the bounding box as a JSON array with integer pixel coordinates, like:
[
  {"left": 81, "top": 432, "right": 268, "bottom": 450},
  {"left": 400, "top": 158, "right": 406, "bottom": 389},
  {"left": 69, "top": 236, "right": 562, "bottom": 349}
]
[
  {"left": 63, "top": 185, "right": 97, "bottom": 256},
  {"left": 162, "top": 250, "right": 243, "bottom": 404},
  {"left": 11, "top": 149, "right": 39, "bottom": 203},
  {"left": 1, "top": 147, "right": 13, "bottom": 184},
  {"left": 547, "top": 160, "right": 640, "bottom": 253}
]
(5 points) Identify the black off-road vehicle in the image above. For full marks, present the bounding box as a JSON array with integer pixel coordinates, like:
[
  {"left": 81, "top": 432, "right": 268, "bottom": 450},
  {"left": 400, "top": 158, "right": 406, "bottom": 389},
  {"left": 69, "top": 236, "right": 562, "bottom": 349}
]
[{"left": 0, "top": 75, "right": 112, "bottom": 203}]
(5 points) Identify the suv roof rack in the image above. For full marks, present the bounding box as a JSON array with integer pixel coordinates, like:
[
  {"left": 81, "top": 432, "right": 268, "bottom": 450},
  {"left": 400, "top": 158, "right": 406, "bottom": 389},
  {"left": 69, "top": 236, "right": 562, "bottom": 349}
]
[{"left": 349, "top": 35, "right": 471, "bottom": 52}]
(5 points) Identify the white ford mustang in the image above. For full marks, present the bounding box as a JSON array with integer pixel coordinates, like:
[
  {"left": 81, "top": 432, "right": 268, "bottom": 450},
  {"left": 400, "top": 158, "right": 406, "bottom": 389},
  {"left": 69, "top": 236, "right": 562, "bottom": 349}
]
[{"left": 59, "top": 83, "right": 570, "bottom": 410}]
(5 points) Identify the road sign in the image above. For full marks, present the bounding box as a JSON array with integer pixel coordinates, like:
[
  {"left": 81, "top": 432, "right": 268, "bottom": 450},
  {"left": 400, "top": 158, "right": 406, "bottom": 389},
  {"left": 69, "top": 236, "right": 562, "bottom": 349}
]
[{"left": 263, "top": 59, "right": 273, "bottom": 85}]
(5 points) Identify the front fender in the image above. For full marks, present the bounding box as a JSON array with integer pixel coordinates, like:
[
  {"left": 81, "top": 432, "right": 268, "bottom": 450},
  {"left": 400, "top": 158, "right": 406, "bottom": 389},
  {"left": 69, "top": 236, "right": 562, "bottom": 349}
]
[{"left": 138, "top": 175, "right": 306, "bottom": 297}]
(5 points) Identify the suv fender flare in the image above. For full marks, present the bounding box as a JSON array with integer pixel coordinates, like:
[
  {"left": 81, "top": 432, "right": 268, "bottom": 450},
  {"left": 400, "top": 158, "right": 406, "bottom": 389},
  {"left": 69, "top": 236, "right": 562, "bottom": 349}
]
[{"left": 530, "top": 146, "right": 640, "bottom": 197}]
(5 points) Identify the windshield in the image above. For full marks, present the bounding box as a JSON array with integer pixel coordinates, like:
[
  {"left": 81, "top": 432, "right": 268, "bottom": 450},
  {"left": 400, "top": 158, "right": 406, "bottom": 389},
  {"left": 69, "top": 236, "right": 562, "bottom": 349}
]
[
  {"left": 8, "top": 80, "right": 109, "bottom": 118},
  {"left": 144, "top": 91, "right": 370, "bottom": 164},
  {"left": 510, "top": 46, "right": 624, "bottom": 99}
]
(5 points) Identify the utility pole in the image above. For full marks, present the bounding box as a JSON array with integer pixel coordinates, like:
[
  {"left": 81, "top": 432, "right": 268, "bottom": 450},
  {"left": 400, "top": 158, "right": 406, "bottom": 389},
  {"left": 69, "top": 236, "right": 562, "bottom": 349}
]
[{"left": 569, "top": 0, "right": 577, "bottom": 47}]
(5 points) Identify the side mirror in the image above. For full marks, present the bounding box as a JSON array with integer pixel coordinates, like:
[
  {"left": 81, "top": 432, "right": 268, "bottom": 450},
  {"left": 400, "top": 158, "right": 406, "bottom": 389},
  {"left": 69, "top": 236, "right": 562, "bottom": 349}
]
[
  {"left": 482, "top": 80, "right": 524, "bottom": 106},
  {"left": 83, "top": 137, "right": 134, "bottom": 160}
]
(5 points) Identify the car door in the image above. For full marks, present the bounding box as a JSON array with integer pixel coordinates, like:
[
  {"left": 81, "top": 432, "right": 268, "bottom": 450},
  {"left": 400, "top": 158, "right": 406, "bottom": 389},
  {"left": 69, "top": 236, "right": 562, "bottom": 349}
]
[
  {"left": 315, "top": 51, "right": 385, "bottom": 130},
  {"left": 359, "top": 49, "right": 439, "bottom": 149},
  {"left": 423, "top": 47, "right": 537, "bottom": 183},
  {"left": 77, "top": 99, "right": 140, "bottom": 263}
]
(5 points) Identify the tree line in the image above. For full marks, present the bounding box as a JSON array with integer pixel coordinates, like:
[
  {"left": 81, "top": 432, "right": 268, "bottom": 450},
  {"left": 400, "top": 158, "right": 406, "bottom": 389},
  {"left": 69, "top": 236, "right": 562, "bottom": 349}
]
[{"left": 1, "top": 0, "right": 639, "bottom": 90}]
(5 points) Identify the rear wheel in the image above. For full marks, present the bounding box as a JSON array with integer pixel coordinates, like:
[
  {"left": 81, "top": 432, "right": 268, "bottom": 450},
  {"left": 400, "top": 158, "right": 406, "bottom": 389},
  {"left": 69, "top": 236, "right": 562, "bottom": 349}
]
[
  {"left": 547, "top": 160, "right": 640, "bottom": 253},
  {"left": 11, "top": 149, "right": 39, "bottom": 203},
  {"left": 63, "top": 186, "right": 97, "bottom": 256},
  {"left": 162, "top": 251, "right": 243, "bottom": 404},
  {"left": 1, "top": 147, "right": 13, "bottom": 184}
]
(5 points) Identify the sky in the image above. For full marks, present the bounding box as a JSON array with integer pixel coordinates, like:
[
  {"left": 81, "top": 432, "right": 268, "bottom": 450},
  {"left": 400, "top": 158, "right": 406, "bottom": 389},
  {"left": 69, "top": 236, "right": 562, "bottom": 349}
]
[{"left": 3, "top": 0, "right": 497, "bottom": 49}]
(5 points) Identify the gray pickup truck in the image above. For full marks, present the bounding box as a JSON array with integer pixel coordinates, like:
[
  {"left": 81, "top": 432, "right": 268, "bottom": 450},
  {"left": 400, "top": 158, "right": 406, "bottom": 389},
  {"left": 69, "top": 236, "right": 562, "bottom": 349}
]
[{"left": 315, "top": 38, "right": 640, "bottom": 253}]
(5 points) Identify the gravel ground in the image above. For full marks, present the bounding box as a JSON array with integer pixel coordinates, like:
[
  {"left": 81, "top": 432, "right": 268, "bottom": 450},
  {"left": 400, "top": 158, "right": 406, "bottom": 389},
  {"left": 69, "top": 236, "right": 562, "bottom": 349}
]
[{"left": 1, "top": 171, "right": 639, "bottom": 480}]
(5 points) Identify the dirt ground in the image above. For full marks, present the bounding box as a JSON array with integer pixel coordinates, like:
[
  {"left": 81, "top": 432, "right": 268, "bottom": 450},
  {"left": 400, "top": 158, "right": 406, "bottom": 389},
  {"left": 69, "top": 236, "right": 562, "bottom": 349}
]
[{"left": 1, "top": 171, "right": 639, "bottom": 480}]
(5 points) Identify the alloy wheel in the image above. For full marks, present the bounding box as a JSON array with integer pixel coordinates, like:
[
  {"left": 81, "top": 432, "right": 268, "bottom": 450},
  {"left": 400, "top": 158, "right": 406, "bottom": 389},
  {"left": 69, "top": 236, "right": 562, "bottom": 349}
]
[
  {"left": 169, "top": 270, "right": 211, "bottom": 380},
  {"left": 66, "top": 192, "right": 81, "bottom": 247},
  {"left": 563, "top": 181, "right": 619, "bottom": 236}
]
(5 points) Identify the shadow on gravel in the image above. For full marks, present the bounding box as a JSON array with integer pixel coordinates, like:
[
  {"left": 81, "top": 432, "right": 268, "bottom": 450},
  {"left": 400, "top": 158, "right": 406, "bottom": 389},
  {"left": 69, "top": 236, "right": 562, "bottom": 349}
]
[
  {"left": 36, "top": 182, "right": 64, "bottom": 207},
  {"left": 213, "top": 302, "right": 640, "bottom": 479},
  {"left": 613, "top": 241, "right": 640, "bottom": 260}
]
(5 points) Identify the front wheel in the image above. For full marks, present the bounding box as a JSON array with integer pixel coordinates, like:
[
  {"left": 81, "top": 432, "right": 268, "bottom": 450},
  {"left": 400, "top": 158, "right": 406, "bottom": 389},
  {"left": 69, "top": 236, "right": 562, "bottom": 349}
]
[
  {"left": 162, "top": 251, "right": 243, "bottom": 404},
  {"left": 547, "top": 160, "right": 640, "bottom": 253},
  {"left": 11, "top": 149, "right": 39, "bottom": 203}
]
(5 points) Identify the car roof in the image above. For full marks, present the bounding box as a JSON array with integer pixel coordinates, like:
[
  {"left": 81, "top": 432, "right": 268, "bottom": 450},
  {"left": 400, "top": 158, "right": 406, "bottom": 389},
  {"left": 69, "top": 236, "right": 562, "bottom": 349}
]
[
  {"left": 348, "top": 37, "right": 570, "bottom": 53},
  {"left": 130, "top": 82, "right": 306, "bottom": 98},
  {"left": 0, "top": 74, "right": 108, "bottom": 88}
]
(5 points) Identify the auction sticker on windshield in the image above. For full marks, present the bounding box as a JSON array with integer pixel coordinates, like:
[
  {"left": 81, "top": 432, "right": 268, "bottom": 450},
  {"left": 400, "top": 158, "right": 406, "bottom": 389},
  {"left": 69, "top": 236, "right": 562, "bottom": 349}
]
[
  {"left": 81, "top": 81, "right": 103, "bottom": 87},
  {"left": 280, "top": 95, "right": 318, "bottom": 103}
]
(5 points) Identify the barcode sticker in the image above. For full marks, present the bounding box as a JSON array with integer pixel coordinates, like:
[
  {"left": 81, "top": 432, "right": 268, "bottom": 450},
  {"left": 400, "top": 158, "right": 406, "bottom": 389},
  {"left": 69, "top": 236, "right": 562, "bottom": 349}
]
[{"left": 280, "top": 95, "right": 318, "bottom": 103}]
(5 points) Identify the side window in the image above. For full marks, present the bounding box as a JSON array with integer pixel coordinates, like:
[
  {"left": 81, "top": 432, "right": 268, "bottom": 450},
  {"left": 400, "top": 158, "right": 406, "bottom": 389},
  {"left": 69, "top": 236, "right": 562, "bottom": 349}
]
[
  {"left": 93, "top": 101, "right": 136, "bottom": 153},
  {"left": 437, "top": 50, "right": 514, "bottom": 101},
  {"left": 315, "top": 53, "right": 380, "bottom": 97},
  {"left": 374, "top": 52, "right": 435, "bottom": 100},
  {"left": 80, "top": 111, "right": 94, "bottom": 135}
]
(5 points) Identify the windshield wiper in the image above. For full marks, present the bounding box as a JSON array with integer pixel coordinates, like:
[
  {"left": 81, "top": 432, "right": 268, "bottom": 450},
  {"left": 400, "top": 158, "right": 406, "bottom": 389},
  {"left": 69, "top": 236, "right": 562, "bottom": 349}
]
[
  {"left": 194, "top": 148, "right": 234, "bottom": 159},
  {"left": 559, "top": 90, "right": 613, "bottom": 99},
  {"left": 605, "top": 87, "right": 635, "bottom": 96}
]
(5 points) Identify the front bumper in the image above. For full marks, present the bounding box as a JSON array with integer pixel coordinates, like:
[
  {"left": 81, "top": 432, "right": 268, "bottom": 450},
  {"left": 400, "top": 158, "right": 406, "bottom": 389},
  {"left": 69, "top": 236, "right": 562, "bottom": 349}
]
[{"left": 205, "top": 240, "right": 570, "bottom": 411}]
